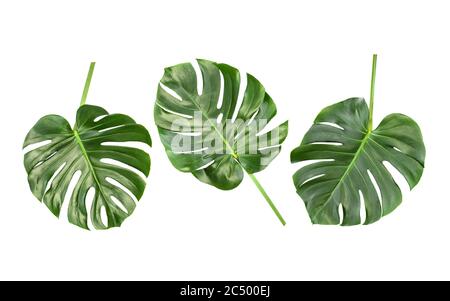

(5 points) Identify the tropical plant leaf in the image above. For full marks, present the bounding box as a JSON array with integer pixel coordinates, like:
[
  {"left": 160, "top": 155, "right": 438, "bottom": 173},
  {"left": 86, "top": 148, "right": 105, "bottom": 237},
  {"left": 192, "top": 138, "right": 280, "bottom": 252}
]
[
  {"left": 23, "top": 63, "right": 152, "bottom": 230},
  {"left": 154, "top": 59, "right": 288, "bottom": 224},
  {"left": 290, "top": 55, "right": 425, "bottom": 225}
]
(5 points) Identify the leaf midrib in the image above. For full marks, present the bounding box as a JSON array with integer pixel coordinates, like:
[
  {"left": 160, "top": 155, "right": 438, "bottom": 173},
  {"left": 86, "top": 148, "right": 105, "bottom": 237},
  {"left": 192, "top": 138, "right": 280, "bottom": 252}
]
[
  {"left": 311, "top": 129, "right": 371, "bottom": 222},
  {"left": 73, "top": 129, "right": 110, "bottom": 213},
  {"left": 188, "top": 94, "right": 239, "bottom": 159}
]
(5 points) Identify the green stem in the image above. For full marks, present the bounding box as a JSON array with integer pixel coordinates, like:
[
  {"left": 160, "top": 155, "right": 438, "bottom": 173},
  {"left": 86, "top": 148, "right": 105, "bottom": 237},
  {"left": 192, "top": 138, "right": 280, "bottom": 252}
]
[
  {"left": 73, "top": 129, "right": 111, "bottom": 219},
  {"left": 247, "top": 172, "right": 286, "bottom": 226},
  {"left": 80, "top": 62, "right": 96, "bottom": 107},
  {"left": 185, "top": 93, "right": 285, "bottom": 225},
  {"left": 368, "top": 54, "right": 377, "bottom": 132}
]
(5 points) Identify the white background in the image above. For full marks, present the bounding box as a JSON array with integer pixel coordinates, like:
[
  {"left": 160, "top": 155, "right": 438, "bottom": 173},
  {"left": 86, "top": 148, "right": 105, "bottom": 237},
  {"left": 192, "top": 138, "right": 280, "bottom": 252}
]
[{"left": 0, "top": 0, "right": 448, "bottom": 280}]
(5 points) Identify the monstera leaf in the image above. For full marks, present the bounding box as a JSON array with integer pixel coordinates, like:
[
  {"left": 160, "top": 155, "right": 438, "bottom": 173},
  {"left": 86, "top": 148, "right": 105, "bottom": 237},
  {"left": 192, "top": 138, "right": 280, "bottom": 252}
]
[
  {"left": 154, "top": 59, "right": 288, "bottom": 224},
  {"left": 23, "top": 63, "right": 152, "bottom": 230},
  {"left": 291, "top": 55, "right": 425, "bottom": 225}
]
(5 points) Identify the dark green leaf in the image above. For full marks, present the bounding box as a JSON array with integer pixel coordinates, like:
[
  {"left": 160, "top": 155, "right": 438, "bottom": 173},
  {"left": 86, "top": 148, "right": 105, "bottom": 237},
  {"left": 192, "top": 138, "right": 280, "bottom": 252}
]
[
  {"left": 154, "top": 59, "right": 288, "bottom": 224},
  {"left": 154, "top": 59, "right": 288, "bottom": 190},
  {"left": 23, "top": 105, "right": 152, "bottom": 230},
  {"left": 291, "top": 97, "right": 425, "bottom": 225}
]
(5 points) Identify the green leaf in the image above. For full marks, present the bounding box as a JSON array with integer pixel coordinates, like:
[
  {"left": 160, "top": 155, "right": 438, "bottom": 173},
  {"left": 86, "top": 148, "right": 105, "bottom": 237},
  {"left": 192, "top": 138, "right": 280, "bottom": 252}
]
[
  {"left": 290, "top": 55, "right": 426, "bottom": 225},
  {"left": 154, "top": 59, "right": 288, "bottom": 224},
  {"left": 23, "top": 63, "right": 152, "bottom": 230}
]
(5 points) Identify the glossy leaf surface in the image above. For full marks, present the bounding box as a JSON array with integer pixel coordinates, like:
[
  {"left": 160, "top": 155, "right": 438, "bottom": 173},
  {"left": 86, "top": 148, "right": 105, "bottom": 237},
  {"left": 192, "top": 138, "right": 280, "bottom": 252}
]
[
  {"left": 291, "top": 97, "right": 425, "bottom": 225},
  {"left": 24, "top": 105, "right": 152, "bottom": 230},
  {"left": 154, "top": 59, "right": 288, "bottom": 224},
  {"left": 154, "top": 59, "right": 288, "bottom": 190}
]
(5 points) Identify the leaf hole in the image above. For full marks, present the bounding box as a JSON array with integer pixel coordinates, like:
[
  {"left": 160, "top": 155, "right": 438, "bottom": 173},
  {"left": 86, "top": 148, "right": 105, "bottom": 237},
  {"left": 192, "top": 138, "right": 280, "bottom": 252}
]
[
  {"left": 258, "top": 144, "right": 281, "bottom": 152},
  {"left": 100, "top": 206, "right": 108, "bottom": 228},
  {"left": 110, "top": 196, "right": 129, "bottom": 214},
  {"left": 159, "top": 82, "right": 182, "bottom": 101},
  {"left": 318, "top": 122, "right": 344, "bottom": 131},
  {"left": 106, "top": 177, "right": 138, "bottom": 204},
  {"left": 196, "top": 160, "right": 215, "bottom": 171},
  {"left": 309, "top": 142, "right": 343, "bottom": 146},
  {"left": 338, "top": 203, "right": 344, "bottom": 225},
  {"left": 231, "top": 69, "right": 247, "bottom": 122},
  {"left": 216, "top": 113, "right": 223, "bottom": 124},
  {"left": 367, "top": 169, "right": 383, "bottom": 212},
  {"left": 255, "top": 119, "right": 281, "bottom": 138},
  {"left": 291, "top": 158, "right": 335, "bottom": 169},
  {"left": 300, "top": 173, "right": 325, "bottom": 186},
  {"left": 44, "top": 162, "right": 67, "bottom": 194},
  {"left": 93, "top": 115, "right": 108, "bottom": 123},
  {"left": 59, "top": 170, "right": 82, "bottom": 224},
  {"left": 23, "top": 139, "right": 52, "bottom": 154},
  {"left": 359, "top": 190, "right": 367, "bottom": 224},
  {"left": 33, "top": 151, "right": 57, "bottom": 169},
  {"left": 98, "top": 124, "right": 126, "bottom": 133},
  {"left": 85, "top": 186, "right": 96, "bottom": 230},
  {"left": 156, "top": 102, "right": 193, "bottom": 119},
  {"left": 192, "top": 59, "right": 203, "bottom": 96},
  {"left": 247, "top": 109, "right": 259, "bottom": 126},
  {"left": 100, "top": 158, "right": 147, "bottom": 181},
  {"left": 234, "top": 110, "right": 261, "bottom": 140},
  {"left": 177, "top": 132, "right": 202, "bottom": 137},
  {"left": 383, "top": 161, "right": 410, "bottom": 192},
  {"left": 217, "top": 70, "right": 224, "bottom": 109}
]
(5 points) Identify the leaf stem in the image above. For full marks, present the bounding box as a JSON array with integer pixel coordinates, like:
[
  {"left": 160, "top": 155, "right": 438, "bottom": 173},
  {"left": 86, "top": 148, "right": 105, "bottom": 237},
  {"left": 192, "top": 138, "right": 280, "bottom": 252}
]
[
  {"left": 80, "top": 62, "right": 96, "bottom": 107},
  {"left": 247, "top": 172, "right": 286, "bottom": 226},
  {"left": 184, "top": 92, "right": 285, "bottom": 225},
  {"left": 368, "top": 54, "right": 377, "bottom": 132}
]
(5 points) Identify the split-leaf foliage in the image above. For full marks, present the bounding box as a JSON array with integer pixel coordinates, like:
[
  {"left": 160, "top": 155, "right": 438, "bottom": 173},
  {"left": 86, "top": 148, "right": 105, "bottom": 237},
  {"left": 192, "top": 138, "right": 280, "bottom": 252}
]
[
  {"left": 291, "top": 55, "right": 425, "bottom": 225},
  {"left": 154, "top": 59, "right": 288, "bottom": 224},
  {"left": 23, "top": 63, "right": 152, "bottom": 230}
]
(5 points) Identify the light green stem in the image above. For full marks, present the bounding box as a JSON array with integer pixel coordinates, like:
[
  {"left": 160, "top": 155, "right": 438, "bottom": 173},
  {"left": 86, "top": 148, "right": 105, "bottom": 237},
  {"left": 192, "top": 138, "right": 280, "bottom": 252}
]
[
  {"left": 247, "top": 173, "right": 286, "bottom": 226},
  {"left": 185, "top": 94, "right": 286, "bottom": 225},
  {"left": 368, "top": 54, "right": 377, "bottom": 132},
  {"left": 80, "top": 62, "right": 96, "bottom": 107}
]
